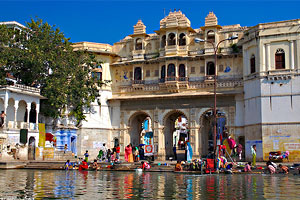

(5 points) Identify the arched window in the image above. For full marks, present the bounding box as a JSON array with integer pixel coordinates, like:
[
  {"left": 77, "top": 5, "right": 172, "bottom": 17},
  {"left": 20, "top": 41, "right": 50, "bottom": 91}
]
[
  {"left": 179, "top": 64, "right": 185, "bottom": 77},
  {"left": 161, "top": 35, "right": 166, "bottom": 48},
  {"left": 146, "top": 43, "right": 152, "bottom": 51},
  {"left": 168, "top": 33, "right": 176, "bottom": 46},
  {"left": 134, "top": 67, "right": 142, "bottom": 80},
  {"left": 135, "top": 38, "right": 143, "bottom": 50},
  {"left": 206, "top": 62, "right": 215, "bottom": 76},
  {"left": 179, "top": 33, "right": 186, "bottom": 46},
  {"left": 207, "top": 30, "right": 215, "bottom": 43},
  {"left": 167, "top": 64, "right": 175, "bottom": 77},
  {"left": 92, "top": 65, "right": 102, "bottom": 81},
  {"left": 275, "top": 48, "right": 285, "bottom": 69},
  {"left": 250, "top": 55, "right": 256, "bottom": 74}
]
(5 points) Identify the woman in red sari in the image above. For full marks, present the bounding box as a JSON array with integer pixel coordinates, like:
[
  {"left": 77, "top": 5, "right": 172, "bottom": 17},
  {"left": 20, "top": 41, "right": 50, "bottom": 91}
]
[{"left": 125, "top": 145, "right": 129, "bottom": 162}]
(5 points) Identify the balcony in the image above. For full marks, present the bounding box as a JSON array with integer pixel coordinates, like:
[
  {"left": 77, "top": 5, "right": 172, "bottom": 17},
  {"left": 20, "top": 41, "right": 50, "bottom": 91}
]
[{"left": 118, "top": 76, "right": 243, "bottom": 94}]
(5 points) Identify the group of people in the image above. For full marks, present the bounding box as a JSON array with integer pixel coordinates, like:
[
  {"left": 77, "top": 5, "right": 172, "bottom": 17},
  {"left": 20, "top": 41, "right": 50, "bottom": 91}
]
[
  {"left": 266, "top": 161, "right": 289, "bottom": 174},
  {"left": 97, "top": 143, "right": 121, "bottom": 162},
  {"left": 64, "top": 158, "right": 101, "bottom": 170},
  {"left": 125, "top": 143, "right": 145, "bottom": 162},
  {"left": 172, "top": 140, "right": 193, "bottom": 162}
]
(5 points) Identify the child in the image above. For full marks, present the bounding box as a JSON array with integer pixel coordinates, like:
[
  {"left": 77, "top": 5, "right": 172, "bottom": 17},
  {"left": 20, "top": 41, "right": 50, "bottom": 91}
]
[
  {"left": 64, "top": 160, "right": 70, "bottom": 170},
  {"left": 244, "top": 162, "right": 252, "bottom": 172},
  {"left": 84, "top": 150, "right": 89, "bottom": 162},
  {"left": 134, "top": 146, "right": 139, "bottom": 162},
  {"left": 279, "top": 164, "right": 289, "bottom": 174},
  {"left": 141, "top": 161, "right": 151, "bottom": 170},
  {"left": 92, "top": 159, "right": 99, "bottom": 170},
  {"left": 107, "top": 149, "right": 111, "bottom": 162},
  {"left": 267, "top": 161, "right": 276, "bottom": 174},
  {"left": 175, "top": 160, "right": 182, "bottom": 171}
]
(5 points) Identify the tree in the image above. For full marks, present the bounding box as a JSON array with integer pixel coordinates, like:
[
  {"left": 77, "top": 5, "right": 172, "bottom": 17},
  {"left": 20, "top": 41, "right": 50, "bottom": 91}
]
[{"left": 0, "top": 18, "right": 102, "bottom": 125}]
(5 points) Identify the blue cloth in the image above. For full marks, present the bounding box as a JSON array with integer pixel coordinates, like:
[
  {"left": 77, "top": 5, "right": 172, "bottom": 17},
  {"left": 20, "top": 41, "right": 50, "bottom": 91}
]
[
  {"left": 187, "top": 142, "right": 193, "bottom": 162},
  {"left": 224, "top": 66, "right": 231, "bottom": 73}
]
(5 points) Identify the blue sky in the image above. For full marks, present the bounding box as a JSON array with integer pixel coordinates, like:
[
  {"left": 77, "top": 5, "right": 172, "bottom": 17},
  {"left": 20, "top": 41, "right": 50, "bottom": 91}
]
[{"left": 1, "top": 1, "right": 300, "bottom": 45}]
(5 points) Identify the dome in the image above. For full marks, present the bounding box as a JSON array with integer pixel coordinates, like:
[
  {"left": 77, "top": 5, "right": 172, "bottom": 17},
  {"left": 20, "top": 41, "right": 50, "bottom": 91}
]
[{"left": 160, "top": 10, "right": 191, "bottom": 29}]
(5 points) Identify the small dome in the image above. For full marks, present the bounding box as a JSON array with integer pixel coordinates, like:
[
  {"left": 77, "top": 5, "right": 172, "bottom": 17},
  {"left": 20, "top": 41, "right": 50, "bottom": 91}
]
[
  {"left": 133, "top": 19, "right": 146, "bottom": 35},
  {"left": 205, "top": 12, "right": 218, "bottom": 26},
  {"left": 160, "top": 10, "right": 191, "bottom": 29}
]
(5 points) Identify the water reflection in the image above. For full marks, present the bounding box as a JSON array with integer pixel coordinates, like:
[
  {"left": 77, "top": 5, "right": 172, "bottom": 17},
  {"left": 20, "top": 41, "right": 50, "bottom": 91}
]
[{"left": 0, "top": 170, "right": 299, "bottom": 199}]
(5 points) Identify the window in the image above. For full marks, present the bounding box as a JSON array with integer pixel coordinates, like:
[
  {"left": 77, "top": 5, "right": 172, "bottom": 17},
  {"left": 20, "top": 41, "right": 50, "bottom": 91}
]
[
  {"left": 146, "top": 43, "right": 152, "bottom": 51},
  {"left": 168, "top": 33, "right": 176, "bottom": 46},
  {"left": 92, "top": 65, "right": 102, "bottom": 81},
  {"left": 250, "top": 55, "right": 255, "bottom": 73},
  {"left": 179, "top": 33, "right": 186, "bottom": 46},
  {"left": 167, "top": 64, "right": 176, "bottom": 77},
  {"left": 179, "top": 64, "right": 185, "bottom": 77},
  {"left": 200, "top": 66, "right": 205, "bottom": 73},
  {"left": 275, "top": 48, "right": 285, "bottom": 69},
  {"left": 134, "top": 67, "right": 142, "bottom": 80},
  {"left": 129, "top": 71, "right": 133, "bottom": 78},
  {"left": 161, "top": 35, "right": 166, "bottom": 48},
  {"left": 154, "top": 70, "right": 159, "bottom": 77},
  {"left": 146, "top": 70, "right": 150, "bottom": 77},
  {"left": 206, "top": 62, "right": 215, "bottom": 75},
  {"left": 161, "top": 65, "right": 166, "bottom": 79},
  {"left": 207, "top": 30, "right": 215, "bottom": 43},
  {"left": 219, "top": 65, "right": 224, "bottom": 72},
  {"left": 191, "top": 67, "right": 195, "bottom": 74},
  {"left": 135, "top": 38, "right": 143, "bottom": 50}
]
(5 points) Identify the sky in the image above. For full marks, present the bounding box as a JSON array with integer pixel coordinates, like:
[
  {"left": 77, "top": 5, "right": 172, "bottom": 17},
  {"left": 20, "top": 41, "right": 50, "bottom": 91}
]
[{"left": 1, "top": 0, "right": 300, "bottom": 45}]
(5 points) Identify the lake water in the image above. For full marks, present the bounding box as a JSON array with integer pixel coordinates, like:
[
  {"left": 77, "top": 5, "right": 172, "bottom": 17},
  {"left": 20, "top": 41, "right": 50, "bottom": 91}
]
[{"left": 0, "top": 169, "right": 299, "bottom": 199}]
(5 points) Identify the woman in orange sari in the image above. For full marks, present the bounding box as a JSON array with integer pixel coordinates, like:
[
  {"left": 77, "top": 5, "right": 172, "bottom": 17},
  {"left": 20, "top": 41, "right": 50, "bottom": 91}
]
[{"left": 128, "top": 144, "right": 134, "bottom": 162}]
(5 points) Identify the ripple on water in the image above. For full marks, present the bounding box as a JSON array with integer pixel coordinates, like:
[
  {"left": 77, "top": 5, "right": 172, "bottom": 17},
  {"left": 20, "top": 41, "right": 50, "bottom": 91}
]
[{"left": 0, "top": 170, "right": 299, "bottom": 199}]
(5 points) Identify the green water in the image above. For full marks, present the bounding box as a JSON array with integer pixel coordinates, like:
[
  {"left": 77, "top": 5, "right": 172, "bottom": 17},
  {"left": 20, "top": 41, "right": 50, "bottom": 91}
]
[{"left": 0, "top": 170, "right": 299, "bottom": 199}]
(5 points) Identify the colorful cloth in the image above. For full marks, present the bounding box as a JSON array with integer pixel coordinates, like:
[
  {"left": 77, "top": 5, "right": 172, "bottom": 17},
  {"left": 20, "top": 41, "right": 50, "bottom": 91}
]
[{"left": 186, "top": 142, "right": 193, "bottom": 162}]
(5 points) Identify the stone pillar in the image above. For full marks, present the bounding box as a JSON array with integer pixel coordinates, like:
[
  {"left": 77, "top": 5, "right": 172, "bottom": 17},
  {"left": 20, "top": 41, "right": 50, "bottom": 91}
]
[
  {"left": 290, "top": 40, "right": 295, "bottom": 69},
  {"left": 36, "top": 104, "right": 40, "bottom": 130},
  {"left": 156, "top": 126, "right": 165, "bottom": 161},
  {"left": 3, "top": 91, "right": 8, "bottom": 128},
  {"left": 26, "top": 103, "right": 30, "bottom": 129},
  {"left": 14, "top": 101, "right": 19, "bottom": 129},
  {"left": 266, "top": 44, "right": 271, "bottom": 70},
  {"left": 262, "top": 44, "right": 266, "bottom": 72}
]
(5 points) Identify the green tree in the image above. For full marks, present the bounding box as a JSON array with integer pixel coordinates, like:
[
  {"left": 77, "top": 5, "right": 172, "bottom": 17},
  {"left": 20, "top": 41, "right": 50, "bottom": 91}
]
[{"left": 0, "top": 18, "right": 102, "bottom": 125}]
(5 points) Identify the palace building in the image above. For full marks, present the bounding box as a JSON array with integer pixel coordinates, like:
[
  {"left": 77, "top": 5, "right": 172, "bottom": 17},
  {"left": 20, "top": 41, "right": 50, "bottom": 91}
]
[{"left": 86, "top": 10, "right": 299, "bottom": 161}]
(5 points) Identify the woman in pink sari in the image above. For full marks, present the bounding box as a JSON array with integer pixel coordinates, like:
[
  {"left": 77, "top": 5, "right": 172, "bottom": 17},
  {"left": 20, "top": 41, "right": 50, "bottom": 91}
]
[
  {"left": 125, "top": 145, "right": 129, "bottom": 162},
  {"left": 128, "top": 144, "right": 134, "bottom": 162}
]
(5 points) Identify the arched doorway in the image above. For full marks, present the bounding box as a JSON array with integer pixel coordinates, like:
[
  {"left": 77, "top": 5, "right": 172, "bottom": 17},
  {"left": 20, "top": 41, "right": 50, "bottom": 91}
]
[
  {"left": 164, "top": 111, "right": 188, "bottom": 160},
  {"left": 206, "top": 62, "right": 215, "bottom": 76},
  {"left": 28, "top": 136, "right": 36, "bottom": 160},
  {"left": 200, "top": 110, "right": 226, "bottom": 157},
  {"left": 129, "top": 112, "right": 152, "bottom": 147}
]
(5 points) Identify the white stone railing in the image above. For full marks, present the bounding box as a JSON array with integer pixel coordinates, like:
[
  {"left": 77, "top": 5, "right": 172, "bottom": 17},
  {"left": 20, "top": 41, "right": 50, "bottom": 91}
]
[
  {"left": 0, "top": 83, "right": 40, "bottom": 94},
  {"left": 5, "top": 121, "right": 37, "bottom": 130}
]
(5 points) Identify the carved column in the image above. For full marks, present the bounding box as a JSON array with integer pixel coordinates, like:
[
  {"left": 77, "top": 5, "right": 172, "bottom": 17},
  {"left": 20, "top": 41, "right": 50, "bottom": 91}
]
[
  {"left": 35, "top": 104, "right": 40, "bottom": 130},
  {"left": 266, "top": 44, "right": 271, "bottom": 70},
  {"left": 290, "top": 40, "right": 295, "bottom": 69},
  {"left": 14, "top": 101, "right": 19, "bottom": 129},
  {"left": 27, "top": 103, "right": 30, "bottom": 129}
]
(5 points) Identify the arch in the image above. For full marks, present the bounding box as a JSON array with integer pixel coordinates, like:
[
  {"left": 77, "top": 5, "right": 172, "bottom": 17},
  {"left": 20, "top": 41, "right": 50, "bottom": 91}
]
[
  {"left": 163, "top": 110, "right": 189, "bottom": 160},
  {"left": 167, "top": 33, "right": 176, "bottom": 46},
  {"left": 128, "top": 111, "right": 152, "bottom": 147},
  {"left": 145, "top": 43, "right": 152, "bottom": 51},
  {"left": 275, "top": 48, "right": 285, "bottom": 69},
  {"left": 134, "top": 67, "right": 142, "bottom": 80},
  {"left": 206, "top": 62, "right": 215, "bottom": 76},
  {"left": 28, "top": 136, "right": 36, "bottom": 160},
  {"left": 29, "top": 102, "right": 37, "bottom": 123},
  {"left": 250, "top": 54, "right": 256, "bottom": 74},
  {"left": 161, "top": 35, "right": 166, "bottom": 48},
  {"left": 199, "top": 109, "right": 227, "bottom": 157},
  {"left": 135, "top": 38, "right": 143, "bottom": 50},
  {"left": 167, "top": 64, "right": 176, "bottom": 78},
  {"left": 207, "top": 30, "right": 215, "bottom": 42},
  {"left": 178, "top": 64, "right": 186, "bottom": 78},
  {"left": 179, "top": 33, "right": 186, "bottom": 46},
  {"left": 6, "top": 98, "right": 15, "bottom": 123},
  {"left": 17, "top": 100, "right": 27, "bottom": 122}
]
